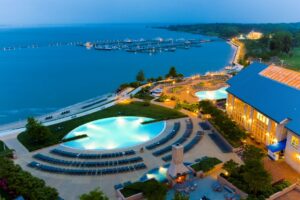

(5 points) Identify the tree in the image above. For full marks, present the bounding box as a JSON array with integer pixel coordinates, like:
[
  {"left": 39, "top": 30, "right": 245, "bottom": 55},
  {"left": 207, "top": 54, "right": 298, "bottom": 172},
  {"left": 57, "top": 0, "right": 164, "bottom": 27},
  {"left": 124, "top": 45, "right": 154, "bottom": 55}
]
[
  {"left": 26, "top": 117, "right": 51, "bottom": 144},
  {"left": 80, "top": 188, "right": 108, "bottom": 200},
  {"left": 136, "top": 70, "right": 145, "bottom": 82},
  {"left": 242, "top": 145, "right": 265, "bottom": 164},
  {"left": 243, "top": 160, "right": 272, "bottom": 195},
  {"left": 142, "top": 180, "right": 167, "bottom": 200},
  {"left": 166, "top": 66, "right": 178, "bottom": 78},
  {"left": 223, "top": 159, "right": 239, "bottom": 176},
  {"left": 0, "top": 157, "right": 58, "bottom": 200},
  {"left": 173, "top": 192, "right": 189, "bottom": 200},
  {"left": 269, "top": 31, "right": 293, "bottom": 53}
]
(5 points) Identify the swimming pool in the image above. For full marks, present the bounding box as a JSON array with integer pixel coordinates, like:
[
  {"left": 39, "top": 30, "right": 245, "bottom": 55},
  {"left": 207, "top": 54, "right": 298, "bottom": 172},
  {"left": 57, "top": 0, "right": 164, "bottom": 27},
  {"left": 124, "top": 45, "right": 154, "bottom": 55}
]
[
  {"left": 140, "top": 165, "right": 170, "bottom": 183},
  {"left": 195, "top": 86, "right": 228, "bottom": 100},
  {"left": 62, "top": 116, "right": 166, "bottom": 151}
]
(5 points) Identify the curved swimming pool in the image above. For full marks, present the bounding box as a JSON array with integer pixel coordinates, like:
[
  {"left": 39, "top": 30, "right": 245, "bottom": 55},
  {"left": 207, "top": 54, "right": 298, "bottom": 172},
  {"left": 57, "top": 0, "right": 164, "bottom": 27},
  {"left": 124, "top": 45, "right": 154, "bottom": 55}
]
[
  {"left": 62, "top": 116, "right": 166, "bottom": 151},
  {"left": 195, "top": 86, "right": 228, "bottom": 100}
]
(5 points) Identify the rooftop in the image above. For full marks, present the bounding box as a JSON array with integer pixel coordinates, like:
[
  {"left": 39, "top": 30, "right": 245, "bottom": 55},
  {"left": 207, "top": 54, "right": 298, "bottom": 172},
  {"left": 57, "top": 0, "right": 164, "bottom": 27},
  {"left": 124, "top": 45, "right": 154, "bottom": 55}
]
[
  {"left": 227, "top": 63, "right": 300, "bottom": 136},
  {"left": 260, "top": 65, "right": 300, "bottom": 90}
]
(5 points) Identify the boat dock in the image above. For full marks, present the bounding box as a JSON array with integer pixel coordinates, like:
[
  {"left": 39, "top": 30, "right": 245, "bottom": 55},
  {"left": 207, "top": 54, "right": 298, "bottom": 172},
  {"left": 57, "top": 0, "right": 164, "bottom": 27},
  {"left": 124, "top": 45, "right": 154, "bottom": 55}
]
[{"left": 0, "top": 38, "right": 213, "bottom": 53}]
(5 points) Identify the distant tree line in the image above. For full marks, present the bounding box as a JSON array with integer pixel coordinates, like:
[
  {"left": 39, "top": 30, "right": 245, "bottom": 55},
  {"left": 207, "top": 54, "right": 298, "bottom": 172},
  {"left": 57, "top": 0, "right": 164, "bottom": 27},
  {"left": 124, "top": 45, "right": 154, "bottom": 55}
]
[{"left": 166, "top": 23, "right": 300, "bottom": 64}]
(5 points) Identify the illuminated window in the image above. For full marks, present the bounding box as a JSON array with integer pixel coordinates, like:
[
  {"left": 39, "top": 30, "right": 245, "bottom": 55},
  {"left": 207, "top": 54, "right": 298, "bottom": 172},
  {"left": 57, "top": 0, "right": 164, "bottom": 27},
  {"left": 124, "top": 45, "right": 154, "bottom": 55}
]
[
  {"left": 256, "top": 112, "right": 269, "bottom": 125},
  {"left": 291, "top": 136, "right": 299, "bottom": 148}
]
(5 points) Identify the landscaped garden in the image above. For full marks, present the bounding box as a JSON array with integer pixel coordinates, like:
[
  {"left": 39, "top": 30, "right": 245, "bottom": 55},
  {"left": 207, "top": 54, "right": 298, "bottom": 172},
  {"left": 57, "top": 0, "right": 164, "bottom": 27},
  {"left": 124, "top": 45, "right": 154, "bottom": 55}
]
[
  {"left": 18, "top": 101, "right": 187, "bottom": 151},
  {"left": 221, "top": 145, "right": 290, "bottom": 200},
  {"left": 190, "top": 157, "right": 222, "bottom": 172},
  {"left": 199, "top": 100, "right": 246, "bottom": 147}
]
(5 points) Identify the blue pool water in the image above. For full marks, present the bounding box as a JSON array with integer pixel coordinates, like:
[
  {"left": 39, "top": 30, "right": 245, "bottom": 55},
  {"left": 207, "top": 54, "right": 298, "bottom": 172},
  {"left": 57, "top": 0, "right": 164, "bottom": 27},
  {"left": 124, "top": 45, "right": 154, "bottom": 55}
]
[
  {"left": 0, "top": 24, "right": 235, "bottom": 124},
  {"left": 195, "top": 86, "right": 228, "bottom": 100},
  {"left": 62, "top": 116, "right": 166, "bottom": 150},
  {"left": 140, "top": 164, "right": 170, "bottom": 182}
]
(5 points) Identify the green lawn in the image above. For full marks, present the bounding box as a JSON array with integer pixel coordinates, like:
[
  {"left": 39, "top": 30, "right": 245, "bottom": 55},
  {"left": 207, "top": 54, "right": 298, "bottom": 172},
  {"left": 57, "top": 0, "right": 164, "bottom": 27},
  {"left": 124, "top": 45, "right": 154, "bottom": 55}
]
[
  {"left": 18, "top": 101, "right": 187, "bottom": 151},
  {"left": 282, "top": 47, "right": 300, "bottom": 71}
]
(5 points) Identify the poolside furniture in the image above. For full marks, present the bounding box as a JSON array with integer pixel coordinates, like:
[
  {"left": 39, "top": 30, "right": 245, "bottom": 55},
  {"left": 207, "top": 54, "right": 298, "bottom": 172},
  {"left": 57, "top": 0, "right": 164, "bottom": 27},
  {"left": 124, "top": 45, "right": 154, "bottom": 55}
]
[
  {"left": 33, "top": 153, "right": 143, "bottom": 167},
  {"left": 153, "top": 119, "right": 193, "bottom": 157},
  {"left": 199, "top": 122, "right": 210, "bottom": 130},
  {"left": 146, "top": 122, "right": 180, "bottom": 150},
  {"left": 50, "top": 149, "right": 135, "bottom": 159},
  {"left": 161, "top": 131, "right": 203, "bottom": 161},
  {"left": 212, "top": 182, "right": 223, "bottom": 192},
  {"left": 27, "top": 161, "right": 146, "bottom": 176}
]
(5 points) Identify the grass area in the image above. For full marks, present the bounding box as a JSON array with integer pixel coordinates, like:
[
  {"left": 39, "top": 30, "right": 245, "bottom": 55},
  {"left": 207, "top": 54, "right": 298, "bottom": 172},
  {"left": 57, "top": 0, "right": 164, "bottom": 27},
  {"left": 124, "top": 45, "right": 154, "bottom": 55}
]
[
  {"left": 191, "top": 157, "right": 222, "bottom": 172},
  {"left": 282, "top": 47, "right": 300, "bottom": 70},
  {"left": 18, "top": 101, "right": 187, "bottom": 151}
]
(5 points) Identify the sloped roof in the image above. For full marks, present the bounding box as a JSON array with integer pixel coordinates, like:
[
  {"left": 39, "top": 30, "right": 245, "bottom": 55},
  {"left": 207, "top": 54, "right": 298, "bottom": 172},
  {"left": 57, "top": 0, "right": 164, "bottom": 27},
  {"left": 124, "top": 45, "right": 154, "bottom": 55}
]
[{"left": 227, "top": 63, "right": 300, "bottom": 136}]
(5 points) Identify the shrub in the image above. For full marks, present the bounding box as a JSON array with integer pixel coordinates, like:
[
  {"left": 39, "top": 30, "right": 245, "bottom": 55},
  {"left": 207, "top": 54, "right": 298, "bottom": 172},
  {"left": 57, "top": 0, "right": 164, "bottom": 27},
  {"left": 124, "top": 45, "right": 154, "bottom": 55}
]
[
  {"left": 121, "top": 179, "right": 167, "bottom": 200},
  {"left": 191, "top": 157, "right": 222, "bottom": 172},
  {"left": 0, "top": 157, "right": 58, "bottom": 200},
  {"left": 199, "top": 100, "right": 246, "bottom": 147}
]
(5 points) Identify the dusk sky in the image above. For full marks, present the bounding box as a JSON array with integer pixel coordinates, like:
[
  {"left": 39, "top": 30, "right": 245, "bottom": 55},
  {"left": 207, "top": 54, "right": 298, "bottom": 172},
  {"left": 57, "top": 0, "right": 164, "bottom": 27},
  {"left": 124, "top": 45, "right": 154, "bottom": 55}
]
[{"left": 1, "top": 0, "right": 300, "bottom": 26}]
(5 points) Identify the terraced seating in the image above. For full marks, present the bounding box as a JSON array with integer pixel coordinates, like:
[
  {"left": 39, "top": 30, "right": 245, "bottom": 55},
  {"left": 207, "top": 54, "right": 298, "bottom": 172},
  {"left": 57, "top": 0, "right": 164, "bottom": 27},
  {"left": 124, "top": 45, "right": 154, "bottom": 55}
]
[
  {"left": 28, "top": 161, "right": 147, "bottom": 175},
  {"left": 50, "top": 149, "right": 135, "bottom": 159},
  {"left": 152, "top": 119, "right": 193, "bottom": 157},
  {"left": 162, "top": 131, "right": 204, "bottom": 162},
  {"left": 145, "top": 122, "right": 180, "bottom": 150},
  {"left": 184, "top": 131, "right": 204, "bottom": 153},
  {"left": 199, "top": 122, "right": 210, "bottom": 130},
  {"left": 33, "top": 153, "right": 143, "bottom": 167}
]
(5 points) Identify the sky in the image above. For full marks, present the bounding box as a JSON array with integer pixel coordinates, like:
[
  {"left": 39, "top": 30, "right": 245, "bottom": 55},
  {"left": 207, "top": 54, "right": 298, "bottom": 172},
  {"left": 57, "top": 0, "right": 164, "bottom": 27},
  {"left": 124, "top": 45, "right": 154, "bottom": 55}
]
[{"left": 0, "top": 0, "right": 300, "bottom": 26}]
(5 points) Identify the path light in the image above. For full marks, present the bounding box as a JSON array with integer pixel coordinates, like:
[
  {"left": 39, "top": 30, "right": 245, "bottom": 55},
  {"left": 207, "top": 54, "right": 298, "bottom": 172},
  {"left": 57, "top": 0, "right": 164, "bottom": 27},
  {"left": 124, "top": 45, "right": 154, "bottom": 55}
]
[
  {"left": 296, "top": 154, "right": 300, "bottom": 161},
  {"left": 224, "top": 170, "right": 229, "bottom": 176}
]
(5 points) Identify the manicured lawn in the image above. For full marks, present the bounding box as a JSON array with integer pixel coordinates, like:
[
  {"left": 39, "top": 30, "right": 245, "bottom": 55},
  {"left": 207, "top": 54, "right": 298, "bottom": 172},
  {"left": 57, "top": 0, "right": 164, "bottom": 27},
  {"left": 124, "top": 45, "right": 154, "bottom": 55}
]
[
  {"left": 282, "top": 47, "right": 300, "bottom": 71},
  {"left": 18, "top": 101, "right": 187, "bottom": 151}
]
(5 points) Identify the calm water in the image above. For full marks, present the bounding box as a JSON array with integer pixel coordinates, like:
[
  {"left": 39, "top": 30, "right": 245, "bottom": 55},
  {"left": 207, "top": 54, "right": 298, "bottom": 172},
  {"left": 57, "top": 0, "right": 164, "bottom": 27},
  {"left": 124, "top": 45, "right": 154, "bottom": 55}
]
[
  {"left": 63, "top": 116, "right": 166, "bottom": 150},
  {"left": 0, "top": 24, "right": 235, "bottom": 124}
]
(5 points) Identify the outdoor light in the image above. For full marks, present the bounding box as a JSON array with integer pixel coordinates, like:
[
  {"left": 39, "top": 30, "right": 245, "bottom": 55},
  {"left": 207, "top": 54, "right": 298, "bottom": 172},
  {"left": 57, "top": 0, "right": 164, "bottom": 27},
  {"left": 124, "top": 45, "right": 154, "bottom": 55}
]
[{"left": 296, "top": 154, "right": 300, "bottom": 161}]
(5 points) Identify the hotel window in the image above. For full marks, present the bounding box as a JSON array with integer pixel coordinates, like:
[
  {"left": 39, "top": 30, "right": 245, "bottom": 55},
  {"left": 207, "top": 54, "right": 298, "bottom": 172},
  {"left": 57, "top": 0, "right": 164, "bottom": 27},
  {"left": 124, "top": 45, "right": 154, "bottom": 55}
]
[
  {"left": 291, "top": 136, "right": 299, "bottom": 148},
  {"left": 256, "top": 112, "right": 269, "bottom": 125}
]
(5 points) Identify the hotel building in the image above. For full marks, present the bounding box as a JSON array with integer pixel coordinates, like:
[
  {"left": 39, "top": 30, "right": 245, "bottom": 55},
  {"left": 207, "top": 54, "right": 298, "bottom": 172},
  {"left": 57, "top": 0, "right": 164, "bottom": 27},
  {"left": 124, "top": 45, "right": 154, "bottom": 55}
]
[{"left": 226, "top": 63, "right": 300, "bottom": 173}]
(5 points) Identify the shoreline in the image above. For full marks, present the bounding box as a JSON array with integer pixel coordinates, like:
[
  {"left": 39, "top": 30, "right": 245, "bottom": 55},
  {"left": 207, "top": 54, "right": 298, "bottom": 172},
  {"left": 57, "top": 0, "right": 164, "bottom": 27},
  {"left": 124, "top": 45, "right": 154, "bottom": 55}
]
[{"left": 0, "top": 38, "right": 237, "bottom": 136}]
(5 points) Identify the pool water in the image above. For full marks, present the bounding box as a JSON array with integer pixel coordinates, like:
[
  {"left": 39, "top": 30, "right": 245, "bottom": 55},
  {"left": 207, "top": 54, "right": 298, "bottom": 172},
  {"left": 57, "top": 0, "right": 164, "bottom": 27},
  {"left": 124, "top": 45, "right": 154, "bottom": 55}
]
[
  {"left": 195, "top": 86, "right": 228, "bottom": 100},
  {"left": 140, "top": 165, "right": 170, "bottom": 183},
  {"left": 62, "top": 116, "right": 166, "bottom": 150}
]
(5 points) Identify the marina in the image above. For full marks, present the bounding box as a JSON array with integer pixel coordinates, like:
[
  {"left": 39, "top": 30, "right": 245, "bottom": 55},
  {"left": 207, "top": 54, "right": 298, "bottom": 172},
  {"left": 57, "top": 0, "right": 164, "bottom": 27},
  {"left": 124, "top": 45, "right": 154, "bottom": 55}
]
[{"left": 1, "top": 37, "right": 212, "bottom": 54}]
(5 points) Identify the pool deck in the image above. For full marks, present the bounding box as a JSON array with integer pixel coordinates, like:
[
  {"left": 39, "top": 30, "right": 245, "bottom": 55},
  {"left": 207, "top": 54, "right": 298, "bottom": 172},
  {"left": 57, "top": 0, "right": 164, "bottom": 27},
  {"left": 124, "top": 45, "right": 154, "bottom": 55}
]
[
  {"left": 160, "top": 74, "right": 229, "bottom": 103},
  {"left": 5, "top": 106, "right": 242, "bottom": 200}
]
